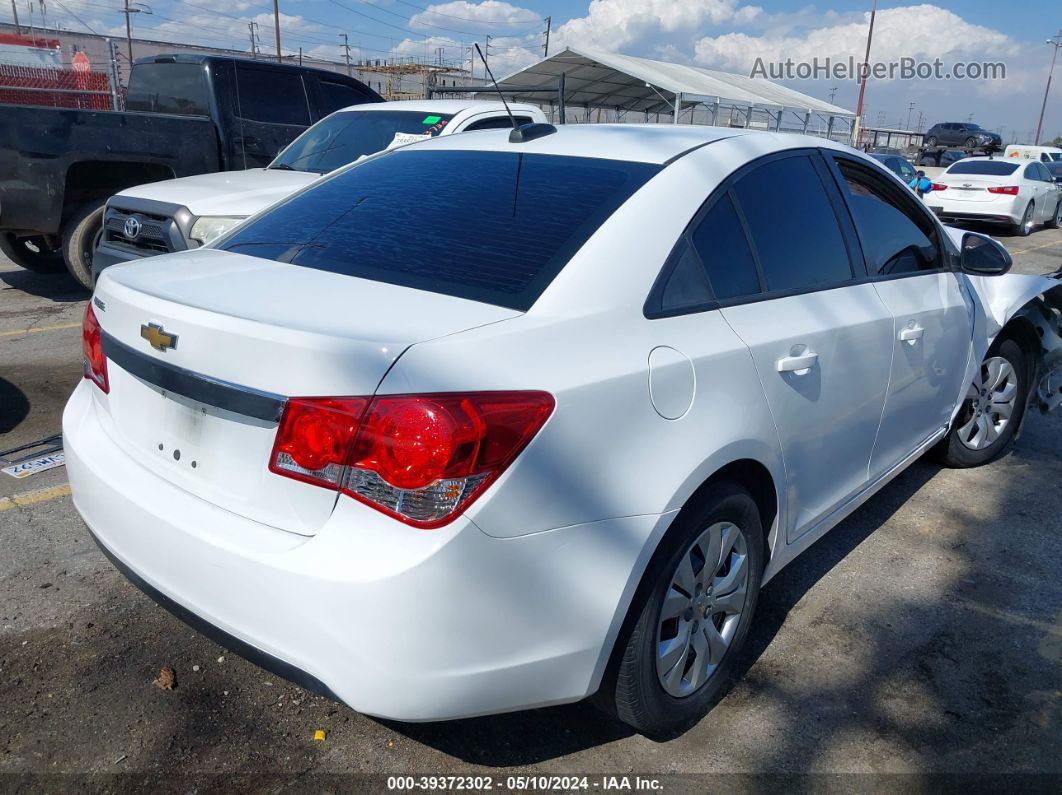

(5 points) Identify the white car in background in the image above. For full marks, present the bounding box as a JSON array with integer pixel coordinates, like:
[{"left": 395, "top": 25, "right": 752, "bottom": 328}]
[
  {"left": 92, "top": 99, "right": 546, "bottom": 280},
  {"left": 66, "top": 125, "right": 1062, "bottom": 736},
  {"left": 927, "top": 157, "right": 1062, "bottom": 236}
]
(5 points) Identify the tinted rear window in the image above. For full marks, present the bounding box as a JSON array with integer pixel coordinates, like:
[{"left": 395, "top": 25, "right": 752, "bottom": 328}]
[
  {"left": 947, "top": 161, "right": 1019, "bottom": 175},
  {"left": 221, "top": 150, "right": 659, "bottom": 310},
  {"left": 126, "top": 63, "right": 210, "bottom": 116}
]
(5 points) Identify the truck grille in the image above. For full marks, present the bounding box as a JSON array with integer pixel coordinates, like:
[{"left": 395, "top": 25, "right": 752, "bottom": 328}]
[{"left": 103, "top": 208, "right": 176, "bottom": 255}]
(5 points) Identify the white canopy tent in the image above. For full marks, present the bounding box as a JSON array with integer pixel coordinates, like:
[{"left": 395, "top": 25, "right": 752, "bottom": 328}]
[{"left": 481, "top": 47, "right": 855, "bottom": 138}]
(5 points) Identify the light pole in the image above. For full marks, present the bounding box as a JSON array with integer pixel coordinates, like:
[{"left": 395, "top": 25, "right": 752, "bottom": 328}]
[
  {"left": 852, "top": 0, "right": 878, "bottom": 146},
  {"left": 1034, "top": 31, "right": 1061, "bottom": 145},
  {"left": 906, "top": 101, "right": 915, "bottom": 130}
]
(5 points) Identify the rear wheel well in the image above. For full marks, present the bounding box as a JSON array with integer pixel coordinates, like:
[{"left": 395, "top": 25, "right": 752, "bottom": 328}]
[
  {"left": 63, "top": 161, "right": 175, "bottom": 217},
  {"left": 690, "top": 459, "right": 778, "bottom": 566}
]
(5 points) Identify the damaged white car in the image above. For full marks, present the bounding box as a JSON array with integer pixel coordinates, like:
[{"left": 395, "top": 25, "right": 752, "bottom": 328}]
[{"left": 65, "top": 127, "right": 1061, "bottom": 736}]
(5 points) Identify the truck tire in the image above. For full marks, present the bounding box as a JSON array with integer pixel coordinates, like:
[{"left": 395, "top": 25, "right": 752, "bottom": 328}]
[
  {"left": 0, "top": 233, "right": 66, "bottom": 274},
  {"left": 61, "top": 200, "right": 105, "bottom": 290}
]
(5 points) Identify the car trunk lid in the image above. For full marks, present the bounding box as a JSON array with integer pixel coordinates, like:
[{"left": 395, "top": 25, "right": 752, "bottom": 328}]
[{"left": 90, "top": 249, "right": 520, "bottom": 535}]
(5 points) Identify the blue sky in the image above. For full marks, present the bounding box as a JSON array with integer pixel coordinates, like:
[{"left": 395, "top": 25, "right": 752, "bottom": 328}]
[{"left": 5, "top": 1, "right": 1060, "bottom": 141}]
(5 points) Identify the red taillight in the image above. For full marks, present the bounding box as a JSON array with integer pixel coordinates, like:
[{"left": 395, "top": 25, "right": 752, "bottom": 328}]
[
  {"left": 931, "top": 183, "right": 948, "bottom": 191},
  {"left": 987, "top": 185, "right": 1019, "bottom": 195},
  {"left": 82, "top": 304, "right": 109, "bottom": 393},
  {"left": 269, "top": 391, "right": 554, "bottom": 528}
]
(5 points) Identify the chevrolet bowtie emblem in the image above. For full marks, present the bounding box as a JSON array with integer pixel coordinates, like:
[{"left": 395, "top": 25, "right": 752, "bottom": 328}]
[{"left": 140, "top": 323, "right": 178, "bottom": 352}]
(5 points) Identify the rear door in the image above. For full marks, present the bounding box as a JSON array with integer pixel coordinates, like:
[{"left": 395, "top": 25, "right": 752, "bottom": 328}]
[
  {"left": 706, "top": 151, "right": 894, "bottom": 542},
  {"left": 232, "top": 63, "right": 312, "bottom": 167},
  {"left": 826, "top": 153, "right": 972, "bottom": 479},
  {"left": 1026, "top": 162, "right": 1059, "bottom": 221}
]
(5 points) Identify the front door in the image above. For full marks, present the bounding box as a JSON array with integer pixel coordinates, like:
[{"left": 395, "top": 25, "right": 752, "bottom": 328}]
[{"left": 827, "top": 154, "right": 973, "bottom": 479}]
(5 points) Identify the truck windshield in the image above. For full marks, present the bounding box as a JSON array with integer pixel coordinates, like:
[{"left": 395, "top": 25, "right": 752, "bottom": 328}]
[
  {"left": 222, "top": 150, "right": 660, "bottom": 310},
  {"left": 126, "top": 63, "right": 210, "bottom": 116},
  {"left": 269, "top": 110, "right": 455, "bottom": 173}
]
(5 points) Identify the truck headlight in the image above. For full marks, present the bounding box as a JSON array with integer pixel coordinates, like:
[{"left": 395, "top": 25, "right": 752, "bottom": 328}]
[{"left": 189, "top": 216, "right": 247, "bottom": 245}]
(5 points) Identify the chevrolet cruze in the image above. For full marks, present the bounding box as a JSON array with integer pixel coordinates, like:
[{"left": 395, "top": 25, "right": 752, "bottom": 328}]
[{"left": 65, "top": 124, "right": 1062, "bottom": 735}]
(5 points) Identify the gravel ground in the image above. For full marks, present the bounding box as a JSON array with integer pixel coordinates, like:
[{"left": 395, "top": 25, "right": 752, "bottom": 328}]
[{"left": 0, "top": 223, "right": 1060, "bottom": 791}]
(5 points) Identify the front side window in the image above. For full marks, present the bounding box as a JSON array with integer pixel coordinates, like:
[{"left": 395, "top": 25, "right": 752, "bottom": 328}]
[
  {"left": 732, "top": 155, "right": 853, "bottom": 293},
  {"left": 835, "top": 160, "right": 939, "bottom": 276},
  {"left": 222, "top": 150, "right": 660, "bottom": 310},
  {"left": 235, "top": 67, "right": 309, "bottom": 125},
  {"left": 271, "top": 110, "right": 456, "bottom": 173},
  {"left": 318, "top": 80, "right": 374, "bottom": 115}
]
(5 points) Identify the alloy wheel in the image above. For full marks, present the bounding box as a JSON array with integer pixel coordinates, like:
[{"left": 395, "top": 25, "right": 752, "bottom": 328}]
[
  {"left": 656, "top": 521, "right": 749, "bottom": 698},
  {"left": 957, "top": 356, "right": 1018, "bottom": 451},
  {"left": 1022, "top": 204, "right": 1034, "bottom": 234}
]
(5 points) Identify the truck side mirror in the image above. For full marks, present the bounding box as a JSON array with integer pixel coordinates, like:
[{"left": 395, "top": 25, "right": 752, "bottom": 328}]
[{"left": 960, "top": 232, "right": 1011, "bottom": 276}]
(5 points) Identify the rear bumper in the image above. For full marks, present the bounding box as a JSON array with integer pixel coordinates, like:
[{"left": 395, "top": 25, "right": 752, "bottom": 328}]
[
  {"left": 63, "top": 381, "right": 666, "bottom": 721},
  {"left": 926, "top": 196, "right": 1022, "bottom": 225}
]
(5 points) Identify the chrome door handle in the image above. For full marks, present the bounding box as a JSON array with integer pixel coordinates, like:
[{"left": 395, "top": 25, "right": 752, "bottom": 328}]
[
  {"left": 776, "top": 351, "right": 819, "bottom": 374},
  {"left": 899, "top": 324, "right": 925, "bottom": 345}
]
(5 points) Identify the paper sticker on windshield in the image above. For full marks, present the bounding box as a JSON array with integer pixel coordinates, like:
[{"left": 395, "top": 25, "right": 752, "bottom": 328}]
[
  {"left": 387, "top": 131, "right": 432, "bottom": 150},
  {"left": 422, "top": 115, "right": 442, "bottom": 125}
]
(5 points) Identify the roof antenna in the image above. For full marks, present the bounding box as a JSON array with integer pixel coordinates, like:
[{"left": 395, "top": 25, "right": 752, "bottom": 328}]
[{"left": 473, "top": 42, "right": 556, "bottom": 143}]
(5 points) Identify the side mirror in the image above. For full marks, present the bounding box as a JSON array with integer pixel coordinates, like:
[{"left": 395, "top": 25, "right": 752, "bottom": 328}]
[{"left": 960, "top": 232, "right": 1011, "bottom": 276}]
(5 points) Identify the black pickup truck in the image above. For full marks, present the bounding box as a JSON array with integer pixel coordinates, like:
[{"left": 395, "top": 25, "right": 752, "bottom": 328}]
[{"left": 0, "top": 54, "right": 381, "bottom": 288}]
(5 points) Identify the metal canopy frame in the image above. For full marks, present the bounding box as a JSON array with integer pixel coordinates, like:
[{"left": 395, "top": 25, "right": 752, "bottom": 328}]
[{"left": 443, "top": 47, "right": 854, "bottom": 132}]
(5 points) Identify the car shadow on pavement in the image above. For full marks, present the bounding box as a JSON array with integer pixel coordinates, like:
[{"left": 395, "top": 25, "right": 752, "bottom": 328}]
[
  {"left": 378, "top": 460, "right": 944, "bottom": 766},
  {"left": 0, "top": 376, "right": 31, "bottom": 435},
  {"left": 0, "top": 267, "right": 87, "bottom": 302}
]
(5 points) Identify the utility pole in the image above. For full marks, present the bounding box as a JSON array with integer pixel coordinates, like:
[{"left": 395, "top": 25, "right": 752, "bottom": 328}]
[
  {"left": 852, "top": 0, "right": 877, "bottom": 146},
  {"left": 248, "top": 21, "right": 258, "bottom": 59},
  {"left": 10, "top": 1, "right": 20, "bottom": 34},
  {"left": 273, "top": 0, "right": 282, "bottom": 63},
  {"left": 484, "top": 35, "right": 492, "bottom": 72},
  {"left": 543, "top": 16, "right": 551, "bottom": 57},
  {"left": 828, "top": 86, "right": 838, "bottom": 104},
  {"left": 121, "top": 0, "right": 144, "bottom": 67},
  {"left": 340, "top": 33, "right": 352, "bottom": 76},
  {"left": 906, "top": 101, "right": 915, "bottom": 129},
  {"left": 1034, "top": 31, "right": 1061, "bottom": 145}
]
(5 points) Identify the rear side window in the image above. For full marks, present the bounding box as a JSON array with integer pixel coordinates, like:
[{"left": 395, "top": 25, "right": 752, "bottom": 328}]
[
  {"left": 221, "top": 150, "right": 659, "bottom": 310},
  {"left": 235, "top": 66, "right": 309, "bottom": 125},
  {"left": 732, "top": 155, "right": 853, "bottom": 292},
  {"left": 835, "top": 161, "right": 939, "bottom": 276},
  {"left": 691, "top": 193, "right": 760, "bottom": 301},
  {"left": 657, "top": 240, "right": 713, "bottom": 313},
  {"left": 126, "top": 63, "right": 210, "bottom": 116}
]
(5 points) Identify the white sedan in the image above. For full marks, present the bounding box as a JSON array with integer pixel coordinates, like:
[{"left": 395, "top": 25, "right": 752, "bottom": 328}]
[
  {"left": 65, "top": 124, "right": 1062, "bottom": 735},
  {"left": 927, "top": 157, "right": 1062, "bottom": 236}
]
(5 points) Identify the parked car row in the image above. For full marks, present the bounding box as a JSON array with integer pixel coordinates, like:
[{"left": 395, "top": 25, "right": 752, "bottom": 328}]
[{"left": 65, "top": 118, "right": 1062, "bottom": 736}]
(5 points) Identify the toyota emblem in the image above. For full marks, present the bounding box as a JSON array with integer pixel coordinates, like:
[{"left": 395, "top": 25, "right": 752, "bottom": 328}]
[{"left": 124, "top": 216, "right": 142, "bottom": 239}]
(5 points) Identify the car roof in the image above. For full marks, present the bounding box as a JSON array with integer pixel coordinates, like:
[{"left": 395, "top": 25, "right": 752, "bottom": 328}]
[
  {"left": 386, "top": 123, "right": 862, "bottom": 165},
  {"left": 335, "top": 99, "right": 541, "bottom": 115}
]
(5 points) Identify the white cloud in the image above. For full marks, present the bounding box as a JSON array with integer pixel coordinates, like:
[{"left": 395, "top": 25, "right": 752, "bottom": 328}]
[{"left": 410, "top": 1, "right": 540, "bottom": 33}]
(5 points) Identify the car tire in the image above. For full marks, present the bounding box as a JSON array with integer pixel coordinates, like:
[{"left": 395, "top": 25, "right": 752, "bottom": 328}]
[
  {"left": 925, "top": 136, "right": 937, "bottom": 147},
  {"left": 0, "top": 232, "right": 66, "bottom": 274},
  {"left": 61, "top": 200, "right": 105, "bottom": 290},
  {"left": 1047, "top": 201, "right": 1062, "bottom": 230},
  {"left": 1010, "top": 203, "right": 1034, "bottom": 237},
  {"left": 598, "top": 480, "right": 764, "bottom": 737},
  {"left": 933, "top": 337, "right": 1028, "bottom": 468}
]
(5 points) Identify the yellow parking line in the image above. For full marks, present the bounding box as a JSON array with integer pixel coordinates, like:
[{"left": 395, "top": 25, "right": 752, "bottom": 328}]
[
  {"left": 0, "top": 484, "right": 72, "bottom": 512},
  {"left": 0, "top": 321, "right": 81, "bottom": 338},
  {"left": 1010, "top": 239, "right": 1061, "bottom": 256}
]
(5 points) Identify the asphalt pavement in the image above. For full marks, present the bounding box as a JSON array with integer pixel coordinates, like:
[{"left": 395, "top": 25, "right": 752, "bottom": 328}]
[{"left": 1, "top": 225, "right": 1060, "bottom": 790}]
